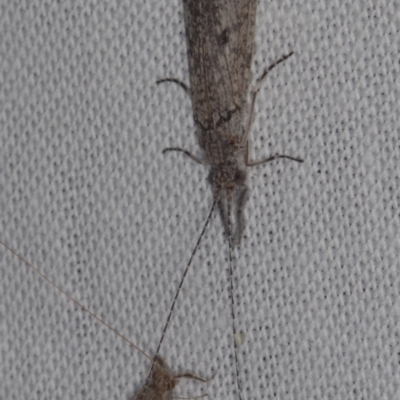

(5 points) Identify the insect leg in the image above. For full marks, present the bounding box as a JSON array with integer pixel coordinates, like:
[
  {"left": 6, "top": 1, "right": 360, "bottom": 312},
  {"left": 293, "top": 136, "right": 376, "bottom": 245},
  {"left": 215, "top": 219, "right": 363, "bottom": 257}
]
[
  {"left": 246, "top": 153, "right": 303, "bottom": 167},
  {"left": 244, "top": 132, "right": 303, "bottom": 167},
  {"left": 162, "top": 147, "right": 205, "bottom": 164},
  {"left": 174, "top": 372, "right": 214, "bottom": 383},
  {"left": 156, "top": 78, "right": 190, "bottom": 95},
  {"left": 157, "top": 79, "right": 203, "bottom": 164},
  {"left": 241, "top": 52, "right": 295, "bottom": 147}
]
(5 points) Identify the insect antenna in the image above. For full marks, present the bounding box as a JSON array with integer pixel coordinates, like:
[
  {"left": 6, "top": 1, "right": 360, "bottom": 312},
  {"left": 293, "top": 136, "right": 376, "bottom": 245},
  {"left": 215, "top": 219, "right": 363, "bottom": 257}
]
[
  {"left": 141, "top": 199, "right": 218, "bottom": 396},
  {"left": 227, "top": 203, "right": 243, "bottom": 400},
  {"left": 155, "top": 199, "right": 217, "bottom": 355},
  {"left": 2, "top": 239, "right": 213, "bottom": 400},
  {"left": 0, "top": 239, "right": 153, "bottom": 362}
]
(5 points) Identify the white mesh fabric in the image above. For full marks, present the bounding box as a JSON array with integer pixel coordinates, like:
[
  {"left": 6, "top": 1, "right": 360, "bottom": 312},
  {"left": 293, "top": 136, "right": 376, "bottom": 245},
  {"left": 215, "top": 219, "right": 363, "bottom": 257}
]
[{"left": 1, "top": 1, "right": 399, "bottom": 399}]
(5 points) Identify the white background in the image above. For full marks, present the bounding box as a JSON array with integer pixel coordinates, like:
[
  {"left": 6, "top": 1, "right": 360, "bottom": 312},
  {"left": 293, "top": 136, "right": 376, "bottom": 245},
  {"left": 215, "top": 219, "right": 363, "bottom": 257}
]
[{"left": 1, "top": 1, "right": 399, "bottom": 399}]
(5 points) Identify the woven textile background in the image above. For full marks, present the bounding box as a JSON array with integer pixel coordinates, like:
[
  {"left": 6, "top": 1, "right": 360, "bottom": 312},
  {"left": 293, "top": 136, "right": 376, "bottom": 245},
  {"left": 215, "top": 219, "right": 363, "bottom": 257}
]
[{"left": 1, "top": 1, "right": 399, "bottom": 399}]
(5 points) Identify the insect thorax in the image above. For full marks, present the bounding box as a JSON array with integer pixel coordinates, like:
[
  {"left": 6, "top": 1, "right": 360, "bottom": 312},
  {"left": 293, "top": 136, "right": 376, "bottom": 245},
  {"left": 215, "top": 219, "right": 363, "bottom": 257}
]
[
  {"left": 206, "top": 135, "right": 247, "bottom": 192},
  {"left": 151, "top": 364, "right": 176, "bottom": 393},
  {"left": 209, "top": 163, "right": 247, "bottom": 192}
]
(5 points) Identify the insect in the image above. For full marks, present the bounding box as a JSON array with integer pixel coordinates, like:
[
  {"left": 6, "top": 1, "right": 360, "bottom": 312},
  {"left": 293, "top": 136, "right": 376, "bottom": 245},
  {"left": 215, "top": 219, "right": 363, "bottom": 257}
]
[
  {"left": 159, "top": 0, "right": 302, "bottom": 245},
  {"left": 133, "top": 355, "right": 209, "bottom": 400},
  {"left": 0, "top": 240, "right": 210, "bottom": 400},
  {"left": 153, "top": 1, "right": 303, "bottom": 398}
]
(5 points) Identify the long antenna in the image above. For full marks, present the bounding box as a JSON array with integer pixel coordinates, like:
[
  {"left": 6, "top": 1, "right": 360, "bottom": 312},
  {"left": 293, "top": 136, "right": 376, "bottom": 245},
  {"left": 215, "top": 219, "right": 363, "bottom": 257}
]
[
  {"left": 157, "top": 199, "right": 216, "bottom": 355},
  {"left": 0, "top": 239, "right": 153, "bottom": 362},
  {"left": 141, "top": 199, "right": 218, "bottom": 397},
  {"left": 227, "top": 202, "right": 243, "bottom": 400}
]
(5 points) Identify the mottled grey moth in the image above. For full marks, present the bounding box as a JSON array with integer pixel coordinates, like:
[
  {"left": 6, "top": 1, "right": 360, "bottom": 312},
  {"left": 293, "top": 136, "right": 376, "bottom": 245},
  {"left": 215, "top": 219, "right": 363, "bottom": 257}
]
[
  {"left": 155, "top": 0, "right": 303, "bottom": 398},
  {"left": 160, "top": 0, "right": 302, "bottom": 245}
]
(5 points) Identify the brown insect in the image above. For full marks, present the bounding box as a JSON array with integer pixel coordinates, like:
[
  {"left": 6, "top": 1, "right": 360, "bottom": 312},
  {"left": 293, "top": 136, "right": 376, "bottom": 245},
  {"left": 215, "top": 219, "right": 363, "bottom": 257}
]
[
  {"left": 132, "top": 355, "right": 209, "bottom": 400},
  {"left": 153, "top": 2, "right": 303, "bottom": 399},
  {"left": 160, "top": 0, "right": 302, "bottom": 245}
]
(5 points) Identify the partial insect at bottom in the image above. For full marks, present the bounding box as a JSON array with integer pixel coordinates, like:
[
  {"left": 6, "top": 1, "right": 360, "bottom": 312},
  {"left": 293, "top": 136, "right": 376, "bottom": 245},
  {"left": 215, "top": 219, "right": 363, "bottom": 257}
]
[{"left": 133, "top": 356, "right": 210, "bottom": 400}]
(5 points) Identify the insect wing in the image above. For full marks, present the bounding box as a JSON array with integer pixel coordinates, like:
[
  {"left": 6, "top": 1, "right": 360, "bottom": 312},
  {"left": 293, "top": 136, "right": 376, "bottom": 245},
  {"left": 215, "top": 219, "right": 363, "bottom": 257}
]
[{"left": 183, "top": 0, "right": 257, "bottom": 148}]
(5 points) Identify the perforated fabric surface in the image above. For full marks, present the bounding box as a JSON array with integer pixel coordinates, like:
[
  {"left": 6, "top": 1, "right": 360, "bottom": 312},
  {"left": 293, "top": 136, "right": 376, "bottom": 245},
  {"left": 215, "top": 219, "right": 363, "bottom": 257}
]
[{"left": 1, "top": 1, "right": 399, "bottom": 399}]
